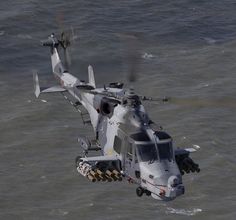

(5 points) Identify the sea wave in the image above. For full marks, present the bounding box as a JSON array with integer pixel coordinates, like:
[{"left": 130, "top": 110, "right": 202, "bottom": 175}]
[
  {"left": 166, "top": 207, "right": 202, "bottom": 216},
  {"left": 142, "top": 52, "right": 155, "bottom": 59},
  {"left": 16, "top": 34, "right": 32, "bottom": 39}
]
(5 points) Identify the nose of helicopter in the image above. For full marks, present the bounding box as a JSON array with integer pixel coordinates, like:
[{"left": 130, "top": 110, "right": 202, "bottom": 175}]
[{"left": 151, "top": 175, "right": 185, "bottom": 201}]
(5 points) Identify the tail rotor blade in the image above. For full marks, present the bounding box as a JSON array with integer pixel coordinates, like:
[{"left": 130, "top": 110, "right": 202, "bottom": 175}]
[{"left": 63, "top": 47, "right": 71, "bottom": 70}]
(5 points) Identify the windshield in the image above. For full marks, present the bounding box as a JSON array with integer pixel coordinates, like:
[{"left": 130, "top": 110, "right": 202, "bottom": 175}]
[
  {"left": 136, "top": 144, "right": 158, "bottom": 162},
  {"left": 157, "top": 142, "right": 173, "bottom": 161}
]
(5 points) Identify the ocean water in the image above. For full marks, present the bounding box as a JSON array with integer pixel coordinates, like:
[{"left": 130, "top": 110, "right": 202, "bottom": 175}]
[{"left": 0, "top": 0, "right": 236, "bottom": 219}]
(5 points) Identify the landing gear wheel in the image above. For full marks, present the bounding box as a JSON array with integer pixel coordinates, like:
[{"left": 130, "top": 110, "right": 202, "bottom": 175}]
[
  {"left": 145, "top": 190, "right": 151, "bottom": 196},
  {"left": 136, "top": 187, "right": 144, "bottom": 197}
]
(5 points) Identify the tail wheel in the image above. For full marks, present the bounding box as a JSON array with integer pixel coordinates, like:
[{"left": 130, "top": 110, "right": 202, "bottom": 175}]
[{"left": 136, "top": 187, "right": 144, "bottom": 197}]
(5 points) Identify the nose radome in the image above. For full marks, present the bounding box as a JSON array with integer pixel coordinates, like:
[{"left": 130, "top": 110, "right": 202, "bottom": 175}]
[
  {"left": 166, "top": 176, "right": 185, "bottom": 199},
  {"left": 168, "top": 175, "right": 179, "bottom": 187},
  {"left": 150, "top": 175, "right": 184, "bottom": 200}
]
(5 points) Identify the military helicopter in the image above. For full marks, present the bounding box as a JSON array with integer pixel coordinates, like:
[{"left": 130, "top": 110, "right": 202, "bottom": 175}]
[{"left": 34, "top": 32, "right": 200, "bottom": 201}]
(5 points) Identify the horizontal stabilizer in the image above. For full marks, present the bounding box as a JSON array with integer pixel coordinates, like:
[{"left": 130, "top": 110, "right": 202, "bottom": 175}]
[
  {"left": 80, "top": 155, "right": 120, "bottom": 163},
  {"left": 41, "top": 86, "right": 66, "bottom": 93},
  {"left": 41, "top": 34, "right": 59, "bottom": 47},
  {"left": 33, "top": 72, "right": 66, "bottom": 98}
]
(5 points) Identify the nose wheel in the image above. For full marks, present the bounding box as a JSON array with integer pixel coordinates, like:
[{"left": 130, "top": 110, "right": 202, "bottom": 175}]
[
  {"left": 136, "top": 187, "right": 151, "bottom": 197},
  {"left": 136, "top": 187, "right": 144, "bottom": 197},
  {"left": 145, "top": 190, "right": 151, "bottom": 196}
]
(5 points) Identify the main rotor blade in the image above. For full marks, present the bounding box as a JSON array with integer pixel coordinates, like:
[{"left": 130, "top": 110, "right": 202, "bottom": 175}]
[
  {"left": 56, "top": 12, "right": 78, "bottom": 71},
  {"left": 169, "top": 97, "right": 236, "bottom": 108},
  {"left": 63, "top": 48, "right": 70, "bottom": 70},
  {"left": 128, "top": 50, "right": 140, "bottom": 83},
  {"left": 117, "top": 33, "right": 142, "bottom": 86},
  {"left": 141, "top": 96, "right": 169, "bottom": 103},
  {"left": 144, "top": 96, "right": 236, "bottom": 108}
]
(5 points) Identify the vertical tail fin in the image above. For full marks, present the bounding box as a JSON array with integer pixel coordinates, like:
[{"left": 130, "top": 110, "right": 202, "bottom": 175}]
[
  {"left": 41, "top": 34, "right": 65, "bottom": 75},
  {"left": 88, "top": 65, "right": 96, "bottom": 88}
]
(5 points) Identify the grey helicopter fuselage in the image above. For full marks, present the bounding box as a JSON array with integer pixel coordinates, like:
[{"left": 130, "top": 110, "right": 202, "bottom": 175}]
[{"left": 34, "top": 34, "right": 199, "bottom": 201}]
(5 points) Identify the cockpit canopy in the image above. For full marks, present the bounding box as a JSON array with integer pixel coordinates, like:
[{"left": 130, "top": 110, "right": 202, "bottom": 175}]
[
  {"left": 130, "top": 130, "right": 174, "bottom": 162},
  {"left": 154, "top": 131, "right": 173, "bottom": 161},
  {"left": 130, "top": 132, "right": 150, "bottom": 142},
  {"left": 156, "top": 141, "right": 173, "bottom": 161},
  {"left": 136, "top": 143, "right": 158, "bottom": 162},
  {"left": 154, "top": 131, "right": 171, "bottom": 140}
]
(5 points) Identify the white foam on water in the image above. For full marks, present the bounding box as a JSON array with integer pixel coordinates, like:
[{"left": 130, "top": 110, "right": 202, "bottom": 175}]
[
  {"left": 203, "top": 37, "right": 217, "bottom": 44},
  {"left": 211, "top": 140, "right": 217, "bottom": 145},
  {"left": 17, "top": 34, "right": 32, "bottom": 39},
  {"left": 195, "top": 82, "right": 210, "bottom": 89},
  {"left": 49, "top": 209, "right": 69, "bottom": 216},
  {"left": 166, "top": 207, "right": 202, "bottom": 216},
  {"left": 142, "top": 52, "right": 154, "bottom": 59},
  {"left": 41, "top": 99, "right": 47, "bottom": 103}
]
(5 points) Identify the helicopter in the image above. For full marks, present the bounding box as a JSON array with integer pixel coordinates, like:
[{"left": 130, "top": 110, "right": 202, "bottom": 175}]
[{"left": 33, "top": 32, "right": 200, "bottom": 201}]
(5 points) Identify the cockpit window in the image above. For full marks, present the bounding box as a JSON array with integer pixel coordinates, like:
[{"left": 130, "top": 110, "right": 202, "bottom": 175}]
[
  {"left": 130, "top": 132, "right": 150, "bottom": 142},
  {"left": 157, "top": 142, "right": 173, "bottom": 161},
  {"left": 136, "top": 144, "right": 158, "bottom": 162},
  {"left": 114, "top": 136, "right": 122, "bottom": 154},
  {"left": 154, "top": 131, "right": 171, "bottom": 140}
]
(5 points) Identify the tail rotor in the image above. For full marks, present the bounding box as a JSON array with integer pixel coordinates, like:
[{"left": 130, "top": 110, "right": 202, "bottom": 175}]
[
  {"left": 56, "top": 12, "right": 78, "bottom": 71},
  {"left": 59, "top": 30, "right": 72, "bottom": 70}
]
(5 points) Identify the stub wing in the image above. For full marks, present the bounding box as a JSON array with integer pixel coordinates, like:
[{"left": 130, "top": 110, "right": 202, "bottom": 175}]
[
  {"left": 80, "top": 155, "right": 120, "bottom": 163},
  {"left": 76, "top": 155, "right": 122, "bottom": 182},
  {"left": 33, "top": 72, "right": 66, "bottom": 98}
]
